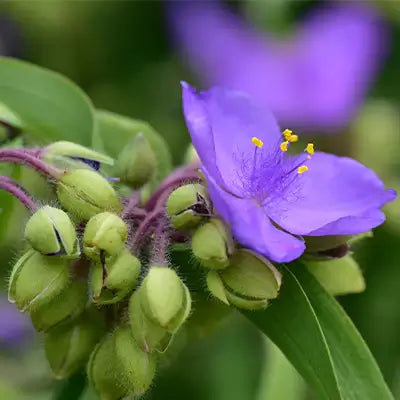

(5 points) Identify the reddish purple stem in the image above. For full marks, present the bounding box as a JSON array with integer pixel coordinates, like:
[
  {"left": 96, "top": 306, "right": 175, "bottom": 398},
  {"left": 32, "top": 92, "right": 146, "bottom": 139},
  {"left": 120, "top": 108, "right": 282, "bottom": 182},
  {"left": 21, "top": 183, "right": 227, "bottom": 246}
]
[
  {"left": 0, "top": 176, "right": 37, "bottom": 212},
  {"left": 145, "top": 164, "right": 201, "bottom": 211},
  {"left": 0, "top": 149, "right": 61, "bottom": 178}
]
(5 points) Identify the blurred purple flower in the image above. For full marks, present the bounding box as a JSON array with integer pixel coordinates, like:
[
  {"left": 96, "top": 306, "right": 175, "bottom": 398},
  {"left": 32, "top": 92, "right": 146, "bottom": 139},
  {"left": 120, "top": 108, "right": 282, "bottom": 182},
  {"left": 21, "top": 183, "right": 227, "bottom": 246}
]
[
  {"left": 0, "top": 296, "right": 31, "bottom": 345},
  {"left": 170, "top": 2, "right": 388, "bottom": 132},
  {"left": 182, "top": 83, "right": 396, "bottom": 262}
]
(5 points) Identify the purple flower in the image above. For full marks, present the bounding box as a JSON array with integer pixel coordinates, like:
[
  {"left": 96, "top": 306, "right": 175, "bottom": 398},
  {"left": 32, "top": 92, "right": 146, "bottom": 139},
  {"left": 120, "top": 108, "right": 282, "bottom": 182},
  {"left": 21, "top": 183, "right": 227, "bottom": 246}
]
[
  {"left": 182, "top": 83, "right": 396, "bottom": 262},
  {"left": 169, "top": 1, "right": 388, "bottom": 132},
  {"left": 0, "top": 296, "right": 32, "bottom": 345}
]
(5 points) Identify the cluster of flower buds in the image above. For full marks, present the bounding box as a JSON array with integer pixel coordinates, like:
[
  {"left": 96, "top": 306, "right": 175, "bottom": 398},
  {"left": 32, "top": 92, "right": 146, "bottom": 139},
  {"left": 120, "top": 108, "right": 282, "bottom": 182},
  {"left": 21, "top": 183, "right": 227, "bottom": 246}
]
[
  {"left": 0, "top": 140, "right": 196, "bottom": 399},
  {"left": 1, "top": 136, "right": 369, "bottom": 399},
  {"left": 167, "top": 183, "right": 283, "bottom": 309}
]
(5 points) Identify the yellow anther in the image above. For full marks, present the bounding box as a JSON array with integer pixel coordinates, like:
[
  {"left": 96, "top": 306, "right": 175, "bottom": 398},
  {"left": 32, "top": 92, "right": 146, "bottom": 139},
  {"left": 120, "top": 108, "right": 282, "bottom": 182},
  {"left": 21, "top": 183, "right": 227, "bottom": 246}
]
[
  {"left": 280, "top": 141, "right": 289, "bottom": 152},
  {"left": 297, "top": 165, "right": 309, "bottom": 174},
  {"left": 283, "top": 129, "right": 293, "bottom": 141},
  {"left": 288, "top": 134, "right": 298, "bottom": 143},
  {"left": 252, "top": 137, "right": 264, "bottom": 148},
  {"left": 306, "top": 143, "right": 314, "bottom": 155}
]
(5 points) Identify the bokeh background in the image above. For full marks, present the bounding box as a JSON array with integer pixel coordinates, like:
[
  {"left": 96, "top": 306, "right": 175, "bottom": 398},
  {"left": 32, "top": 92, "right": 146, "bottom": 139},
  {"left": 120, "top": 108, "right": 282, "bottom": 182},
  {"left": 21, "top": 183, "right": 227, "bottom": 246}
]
[{"left": 0, "top": 1, "right": 399, "bottom": 399}]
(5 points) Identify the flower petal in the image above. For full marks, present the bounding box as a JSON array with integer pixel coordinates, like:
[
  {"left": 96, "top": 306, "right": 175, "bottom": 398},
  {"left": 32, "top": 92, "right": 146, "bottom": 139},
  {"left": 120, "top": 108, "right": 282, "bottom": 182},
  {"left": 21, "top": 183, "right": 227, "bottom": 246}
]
[
  {"left": 205, "top": 169, "right": 305, "bottom": 263},
  {"left": 268, "top": 152, "right": 396, "bottom": 236},
  {"left": 307, "top": 209, "right": 385, "bottom": 236},
  {"left": 183, "top": 84, "right": 282, "bottom": 194},
  {"left": 170, "top": 1, "right": 387, "bottom": 131},
  {"left": 181, "top": 82, "right": 224, "bottom": 188}
]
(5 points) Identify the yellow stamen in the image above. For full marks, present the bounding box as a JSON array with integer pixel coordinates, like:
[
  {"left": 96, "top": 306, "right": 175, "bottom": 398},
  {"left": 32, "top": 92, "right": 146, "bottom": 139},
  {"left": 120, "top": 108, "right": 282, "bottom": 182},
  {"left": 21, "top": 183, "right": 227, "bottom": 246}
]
[
  {"left": 280, "top": 141, "right": 289, "bottom": 152},
  {"left": 283, "top": 129, "right": 292, "bottom": 141},
  {"left": 306, "top": 143, "right": 314, "bottom": 155},
  {"left": 288, "top": 134, "right": 298, "bottom": 143},
  {"left": 297, "top": 165, "right": 309, "bottom": 174},
  {"left": 251, "top": 136, "right": 264, "bottom": 148}
]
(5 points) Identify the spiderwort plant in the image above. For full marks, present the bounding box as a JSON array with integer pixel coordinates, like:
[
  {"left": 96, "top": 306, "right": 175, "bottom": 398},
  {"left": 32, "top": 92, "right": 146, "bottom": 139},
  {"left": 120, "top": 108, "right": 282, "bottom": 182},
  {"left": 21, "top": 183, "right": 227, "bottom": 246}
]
[{"left": 0, "top": 57, "right": 396, "bottom": 400}]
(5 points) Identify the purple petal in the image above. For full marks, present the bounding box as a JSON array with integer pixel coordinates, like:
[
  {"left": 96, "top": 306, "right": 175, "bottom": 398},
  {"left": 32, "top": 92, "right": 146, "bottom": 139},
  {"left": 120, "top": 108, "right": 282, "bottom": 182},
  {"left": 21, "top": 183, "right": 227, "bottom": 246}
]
[
  {"left": 205, "top": 169, "right": 305, "bottom": 263},
  {"left": 182, "top": 82, "right": 224, "bottom": 188},
  {"left": 170, "top": 1, "right": 387, "bottom": 131},
  {"left": 0, "top": 296, "right": 32, "bottom": 345},
  {"left": 182, "top": 83, "right": 282, "bottom": 194},
  {"left": 268, "top": 152, "right": 396, "bottom": 236},
  {"left": 306, "top": 209, "right": 386, "bottom": 236}
]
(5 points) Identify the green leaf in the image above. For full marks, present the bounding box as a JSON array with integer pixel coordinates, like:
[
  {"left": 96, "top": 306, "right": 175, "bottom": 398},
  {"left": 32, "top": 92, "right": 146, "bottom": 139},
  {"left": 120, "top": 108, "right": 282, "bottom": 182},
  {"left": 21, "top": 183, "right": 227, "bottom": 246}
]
[
  {"left": 93, "top": 110, "right": 172, "bottom": 188},
  {"left": 0, "top": 57, "right": 94, "bottom": 145},
  {"left": 243, "top": 262, "right": 393, "bottom": 400},
  {"left": 257, "top": 337, "right": 306, "bottom": 400}
]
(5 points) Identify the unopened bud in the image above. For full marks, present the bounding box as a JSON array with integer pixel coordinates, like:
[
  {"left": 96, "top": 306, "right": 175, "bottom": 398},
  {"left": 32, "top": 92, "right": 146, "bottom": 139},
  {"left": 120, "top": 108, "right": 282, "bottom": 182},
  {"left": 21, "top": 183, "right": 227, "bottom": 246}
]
[
  {"left": 141, "top": 267, "right": 191, "bottom": 331},
  {"left": 8, "top": 250, "right": 70, "bottom": 312},
  {"left": 88, "top": 334, "right": 123, "bottom": 400},
  {"left": 24, "top": 206, "right": 79, "bottom": 257},
  {"left": 31, "top": 281, "right": 87, "bottom": 332},
  {"left": 88, "top": 326, "right": 156, "bottom": 400},
  {"left": 91, "top": 249, "right": 141, "bottom": 305},
  {"left": 56, "top": 169, "right": 122, "bottom": 220},
  {"left": 206, "top": 249, "right": 282, "bottom": 310},
  {"left": 167, "top": 184, "right": 209, "bottom": 231},
  {"left": 129, "top": 291, "right": 174, "bottom": 354},
  {"left": 192, "top": 219, "right": 231, "bottom": 269},
  {"left": 128, "top": 267, "right": 191, "bottom": 353},
  {"left": 42, "top": 141, "right": 113, "bottom": 171},
  {"left": 116, "top": 133, "right": 156, "bottom": 188},
  {"left": 45, "top": 310, "right": 104, "bottom": 379},
  {"left": 83, "top": 212, "right": 127, "bottom": 261},
  {"left": 114, "top": 326, "right": 157, "bottom": 396}
]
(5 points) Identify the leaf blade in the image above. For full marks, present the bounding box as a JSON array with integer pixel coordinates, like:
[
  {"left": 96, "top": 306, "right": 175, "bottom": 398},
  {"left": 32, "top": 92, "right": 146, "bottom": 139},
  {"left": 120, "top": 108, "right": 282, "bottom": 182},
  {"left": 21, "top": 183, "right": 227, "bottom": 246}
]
[
  {"left": 243, "top": 262, "right": 393, "bottom": 400},
  {"left": 0, "top": 57, "right": 94, "bottom": 145}
]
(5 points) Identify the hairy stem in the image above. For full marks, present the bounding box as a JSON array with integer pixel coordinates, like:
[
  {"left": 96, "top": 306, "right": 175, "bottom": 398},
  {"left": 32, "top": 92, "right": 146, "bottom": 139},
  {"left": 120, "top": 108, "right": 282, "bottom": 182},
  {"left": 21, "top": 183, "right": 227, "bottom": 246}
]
[
  {"left": 0, "top": 149, "right": 61, "bottom": 178},
  {"left": 145, "top": 164, "right": 201, "bottom": 211},
  {"left": 0, "top": 176, "right": 37, "bottom": 212},
  {"left": 149, "top": 220, "right": 170, "bottom": 266}
]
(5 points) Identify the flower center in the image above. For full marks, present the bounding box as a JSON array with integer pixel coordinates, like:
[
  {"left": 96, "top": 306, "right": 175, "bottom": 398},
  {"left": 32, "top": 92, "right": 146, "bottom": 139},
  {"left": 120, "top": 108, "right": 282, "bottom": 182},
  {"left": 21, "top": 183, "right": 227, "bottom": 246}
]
[{"left": 243, "top": 129, "right": 315, "bottom": 204}]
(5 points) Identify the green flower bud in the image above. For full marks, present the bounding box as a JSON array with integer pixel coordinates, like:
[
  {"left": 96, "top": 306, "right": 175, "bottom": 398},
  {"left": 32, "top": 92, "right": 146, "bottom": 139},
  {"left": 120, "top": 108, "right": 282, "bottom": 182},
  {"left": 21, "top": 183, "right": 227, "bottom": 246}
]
[
  {"left": 129, "top": 291, "right": 174, "bottom": 354},
  {"left": 206, "top": 249, "right": 282, "bottom": 310},
  {"left": 192, "top": 219, "right": 232, "bottom": 269},
  {"left": 304, "top": 256, "right": 365, "bottom": 296},
  {"left": 114, "top": 326, "right": 157, "bottom": 396},
  {"left": 167, "top": 184, "right": 209, "bottom": 231},
  {"left": 116, "top": 133, "right": 156, "bottom": 188},
  {"left": 88, "top": 326, "right": 156, "bottom": 400},
  {"left": 42, "top": 141, "right": 114, "bottom": 171},
  {"left": 45, "top": 310, "right": 104, "bottom": 379},
  {"left": 83, "top": 212, "right": 128, "bottom": 261},
  {"left": 31, "top": 281, "right": 87, "bottom": 332},
  {"left": 91, "top": 249, "right": 141, "bottom": 305},
  {"left": 24, "top": 206, "right": 79, "bottom": 257},
  {"left": 56, "top": 169, "right": 122, "bottom": 220},
  {"left": 128, "top": 268, "right": 191, "bottom": 353},
  {"left": 141, "top": 267, "right": 191, "bottom": 332},
  {"left": 88, "top": 334, "right": 123, "bottom": 400},
  {"left": 8, "top": 250, "right": 70, "bottom": 312}
]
